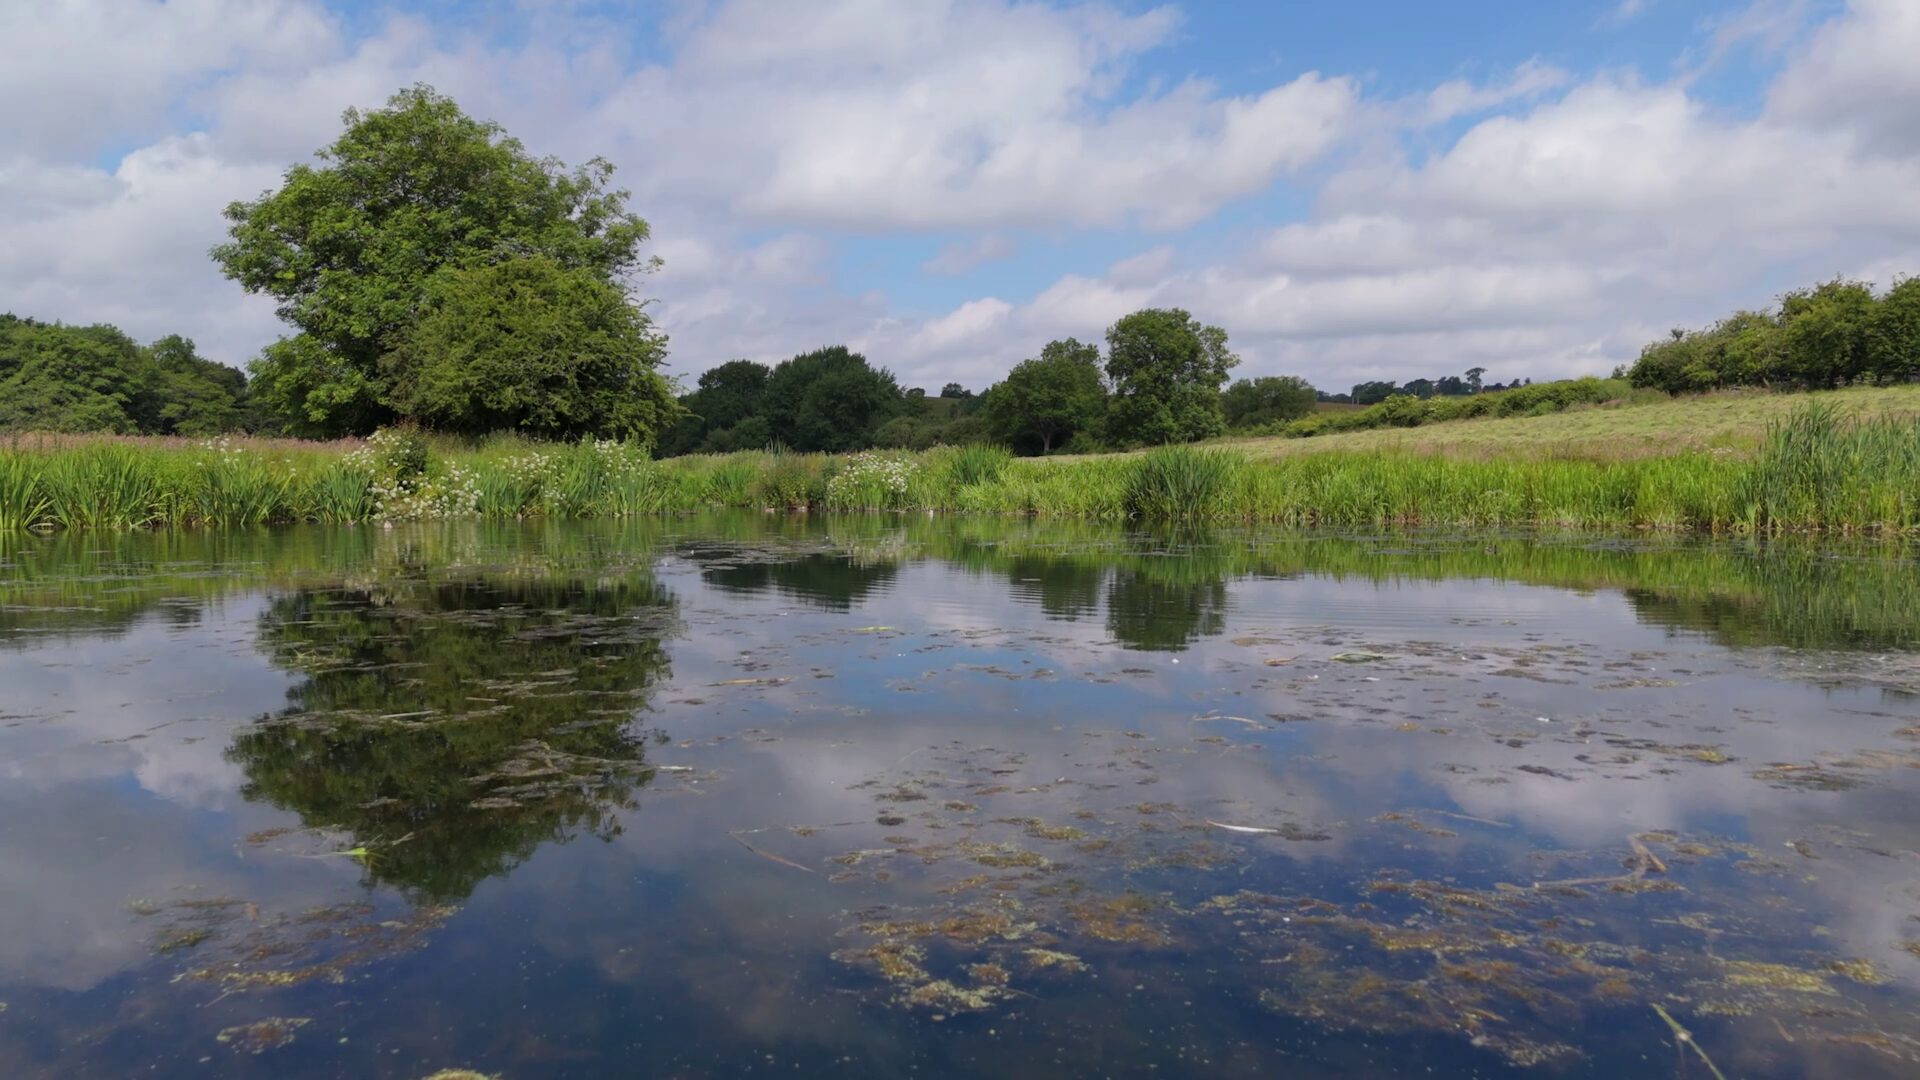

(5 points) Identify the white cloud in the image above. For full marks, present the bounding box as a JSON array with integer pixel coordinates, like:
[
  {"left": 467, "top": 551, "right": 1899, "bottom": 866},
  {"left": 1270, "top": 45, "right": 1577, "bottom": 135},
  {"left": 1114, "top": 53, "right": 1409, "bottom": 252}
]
[
  {"left": 8, "top": 0, "right": 1920, "bottom": 396},
  {"left": 908, "top": 297, "right": 1013, "bottom": 353},
  {"left": 1107, "top": 245, "right": 1176, "bottom": 286},
  {"left": 1418, "top": 59, "right": 1569, "bottom": 125},
  {"left": 1768, "top": 0, "right": 1920, "bottom": 155}
]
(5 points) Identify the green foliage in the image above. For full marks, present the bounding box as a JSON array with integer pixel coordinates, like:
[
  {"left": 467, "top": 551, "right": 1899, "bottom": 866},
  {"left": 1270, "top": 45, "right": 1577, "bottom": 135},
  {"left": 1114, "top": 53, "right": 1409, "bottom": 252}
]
[
  {"left": 1870, "top": 277, "right": 1920, "bottom": 385},
  {"left": 702, "top": 455, "right": 762, "bottom": 507},
  {"left": 762, "top": 346, "right": 904, "bottom": 452},
  {"left": 1123, "top": 446, "right": 1245, "bottom": 521},
  {"left": 1222, "top": 375, "right": 1316, "bottom": 428},
  {"left": 1630, "top": 275, "right": 1920, "bottom": 393},
  {"left": 306, "top": 462, "right": 377, "bottom": 524},
  {"left": 1103, "top": 308, "right": 1238, "bottom": 446},
  {"left": 822, "top": 451, "right": 919, "bottom": 511},
  {"left": 0, "top": 316, "right": 246, "bottom": 436},
  {"left": 382, "top": 256, "right": 677, "bottom": 440},
  {"left": 187, "top": 439, "right": 294, "bottom": 527},
  {"left": 0, "top": 450, "right": 51, "bottom": 530},
  {"left": 753, "top": 450, "right": 829, "bottom": 509},
  {"left": 983, "top": 338, "right": 1107, "bottom": 454},
  {"left": 144, "top": 335, "right": 249, "bottom": 435},
  {"left": 1739, "top": 404, "right": 1920, "bottom": 532},
  {"left": 8, "top": 398, "right": 1920, "bottom": 534},
  {"left": 659, "top": 360, "right": 774, "bottom": 456},
  {"left": 213, "top": 85, "right": 657, "bottom": 438},
  {"left": 945, "top": 443, "right": 1013, "bottom": 488},
  {"left": 1272, "top": 377, "right": 1631, "bottom": 438},
  {"left": 38, "top": 444, "right": 161, "bottom": 529}
]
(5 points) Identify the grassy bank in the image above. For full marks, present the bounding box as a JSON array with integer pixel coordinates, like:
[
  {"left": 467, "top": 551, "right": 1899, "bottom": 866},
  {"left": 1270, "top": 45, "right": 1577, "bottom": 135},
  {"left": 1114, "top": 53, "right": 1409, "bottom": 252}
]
[
  {"left": 1227, "top": 383, "right": 1920, "bottom": 460},
  {"left": 2, "top": 403, "right": 1917, "bottom": 534}
]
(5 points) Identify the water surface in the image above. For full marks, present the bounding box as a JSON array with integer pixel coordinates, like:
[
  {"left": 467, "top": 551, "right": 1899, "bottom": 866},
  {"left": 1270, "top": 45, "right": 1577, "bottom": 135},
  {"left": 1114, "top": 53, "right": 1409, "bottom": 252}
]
[{"left": 3, "top": 515, "right": 1919, "bottom": 1078}]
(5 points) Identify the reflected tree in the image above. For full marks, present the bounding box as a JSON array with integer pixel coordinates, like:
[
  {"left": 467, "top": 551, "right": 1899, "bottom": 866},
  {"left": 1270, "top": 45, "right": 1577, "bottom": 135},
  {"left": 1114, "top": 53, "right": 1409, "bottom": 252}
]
[
  {"left": 229, "top": 573, "right": 678, "bottom": 902},
  {"left": 696, "top": 552, "right": 899, "bottom": 612},
  {"left": 1002, "top": 555, "right": 1105, "bottom": 622},
  {"left": 1102, "top": 536, "right": 1231, "bottom": 650}
]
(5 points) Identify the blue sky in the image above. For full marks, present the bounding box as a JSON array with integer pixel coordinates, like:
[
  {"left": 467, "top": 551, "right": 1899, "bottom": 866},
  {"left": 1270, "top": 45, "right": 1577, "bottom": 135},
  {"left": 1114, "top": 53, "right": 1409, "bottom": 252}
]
[{"left": 3, "top": 0, "right": 1914, "bottom": 394}]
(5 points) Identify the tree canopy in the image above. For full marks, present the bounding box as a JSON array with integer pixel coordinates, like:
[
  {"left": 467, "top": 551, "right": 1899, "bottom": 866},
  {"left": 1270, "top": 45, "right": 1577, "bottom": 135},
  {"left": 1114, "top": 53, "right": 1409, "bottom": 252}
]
[
  {"left": 380, "top": 256, "right": 675, "bottom": 440},
  {"left": 1103, "top": 308, "right": 1238, "bottom": 445},
  {"left": 1629, "top": 276, "right": 1920, "bottom": 393},
  {"left": 657, "top": 359, "right": 775, "bottom": 455},
  {"left": 0, "top": 315, "right": 247, "bottom": 435},
  {"left": 984, "top": 337, "right": 1106, "bottom": 453},
  {"left": 762, "top": 346, "right": 904, "bottom": 452},
  {"left": 1221, "top": 375, "right": 1316, "bottom": 428},
  {"left": 214, "top": 84, "right": 665, "bottom": 439}
]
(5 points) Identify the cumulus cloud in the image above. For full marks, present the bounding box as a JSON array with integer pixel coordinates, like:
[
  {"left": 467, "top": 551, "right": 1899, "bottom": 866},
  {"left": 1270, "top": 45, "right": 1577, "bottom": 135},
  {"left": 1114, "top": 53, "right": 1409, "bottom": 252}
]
[{"left": 7, "top": 0, "right": 1920, "bottom": 394}]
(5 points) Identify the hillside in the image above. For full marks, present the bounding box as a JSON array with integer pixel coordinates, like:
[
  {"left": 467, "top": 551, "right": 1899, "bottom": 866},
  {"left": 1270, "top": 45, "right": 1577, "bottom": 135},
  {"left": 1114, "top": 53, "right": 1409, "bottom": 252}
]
[{"left": 1210, "top": 385, "right": 1920, "bottom": 461}]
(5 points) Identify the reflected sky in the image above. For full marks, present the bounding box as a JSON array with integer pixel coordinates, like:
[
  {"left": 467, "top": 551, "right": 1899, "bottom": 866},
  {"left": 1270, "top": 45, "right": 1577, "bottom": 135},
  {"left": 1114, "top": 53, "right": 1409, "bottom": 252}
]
[{"left": 1, "top": 517, "right": 1917, "bottom": 1078}]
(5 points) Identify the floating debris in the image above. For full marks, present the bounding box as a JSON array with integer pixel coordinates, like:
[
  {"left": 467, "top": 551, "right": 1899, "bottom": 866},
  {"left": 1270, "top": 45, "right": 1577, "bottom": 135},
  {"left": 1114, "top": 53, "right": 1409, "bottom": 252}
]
[{"left": 215, "top": 1016, "right": 309, "bottom": 1054}]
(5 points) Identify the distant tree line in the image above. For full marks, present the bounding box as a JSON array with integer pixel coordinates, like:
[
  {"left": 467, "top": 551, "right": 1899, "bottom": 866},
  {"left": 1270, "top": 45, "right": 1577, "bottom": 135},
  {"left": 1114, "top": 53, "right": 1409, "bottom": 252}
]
[
  {"left": 1628, "top": 277, "right": 1920, "bottom": 394},
  {"left": 1316, "top": 367, "right": 1535, "bottom": 405},
  {"left": 0, "top": 315, "right": 247, "bottom": 435},
  {"left": 658, "top": 308, "right": 1248, "bottom": 457}
]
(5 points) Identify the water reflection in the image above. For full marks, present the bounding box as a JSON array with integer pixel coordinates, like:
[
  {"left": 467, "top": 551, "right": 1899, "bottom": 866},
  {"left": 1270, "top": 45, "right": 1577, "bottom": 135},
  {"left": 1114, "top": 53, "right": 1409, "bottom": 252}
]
[
  {"left": 693, "top": 548, "right": 899, "bottom": 611},
  {"left": 2, "top": 516, "right": 1920, "bottom": 1079},
  {"left": 4, "top": 519, "right": 1917, "bottom": 655},
  {"left": 232, "top": 572, "right": 677, "bottom": 902}
]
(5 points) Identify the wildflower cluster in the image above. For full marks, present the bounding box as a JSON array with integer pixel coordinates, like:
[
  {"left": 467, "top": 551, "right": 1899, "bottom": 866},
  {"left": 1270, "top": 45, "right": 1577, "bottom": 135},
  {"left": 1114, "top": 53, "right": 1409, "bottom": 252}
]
[
  {"left": 343, "top": 427, "right": 428, "bottom": 481},
  {"left": 504, "top": 451, "right": 555, "bottom": 487},
  {"left": 340, "top": 427, "right": 477, "bottom": 521},
  {"left": 826, "top": 451, "right": 918, "bottom": 509},
  {"left": 198, "top": 435, "right": 245, "bottom": 460},
  {"left": 372, "top": 462, "right": 481, "bottom": 521}
]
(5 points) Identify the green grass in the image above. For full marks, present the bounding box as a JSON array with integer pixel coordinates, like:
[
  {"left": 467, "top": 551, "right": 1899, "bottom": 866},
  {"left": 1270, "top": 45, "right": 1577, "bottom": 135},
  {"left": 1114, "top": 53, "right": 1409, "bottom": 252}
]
[
  {"left": 1225, "top": 383, "right": 1920, "bottom": 461},
  {"left": 2, "top": 390, "right": 1918, "bottom": 534}
]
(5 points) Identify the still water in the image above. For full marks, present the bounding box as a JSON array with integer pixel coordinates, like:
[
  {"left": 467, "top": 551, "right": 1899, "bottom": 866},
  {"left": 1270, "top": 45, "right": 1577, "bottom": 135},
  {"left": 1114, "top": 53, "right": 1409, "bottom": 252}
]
[{"left": 2, "top": 515, "right": 1918, "bottom": 1078}]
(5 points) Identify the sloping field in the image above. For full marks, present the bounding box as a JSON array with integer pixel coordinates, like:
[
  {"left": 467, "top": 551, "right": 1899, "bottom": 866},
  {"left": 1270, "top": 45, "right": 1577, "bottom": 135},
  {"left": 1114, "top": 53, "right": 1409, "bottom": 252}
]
[{"left": 1219, "top": 385, "right": 1920, "bottom": 461}]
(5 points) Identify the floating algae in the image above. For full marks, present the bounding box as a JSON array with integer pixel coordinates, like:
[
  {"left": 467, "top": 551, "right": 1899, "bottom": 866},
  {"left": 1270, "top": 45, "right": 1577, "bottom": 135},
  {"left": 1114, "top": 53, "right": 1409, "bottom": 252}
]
[
  {"left": 215, "top": 1016, "right": 309, "bottom": 1054},
  {"left": 1023, "top": 948, "right": 1087, "bottom": 973},
  {"left": 161, "top": 897, "right": 457, "bottom": 997}
]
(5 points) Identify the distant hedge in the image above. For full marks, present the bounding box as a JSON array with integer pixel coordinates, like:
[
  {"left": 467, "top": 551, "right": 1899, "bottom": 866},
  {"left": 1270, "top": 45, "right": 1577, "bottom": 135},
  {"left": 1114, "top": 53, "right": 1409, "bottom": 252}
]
[{"left": 1257, "top": 377, "right": 1633, "bottom": 439}]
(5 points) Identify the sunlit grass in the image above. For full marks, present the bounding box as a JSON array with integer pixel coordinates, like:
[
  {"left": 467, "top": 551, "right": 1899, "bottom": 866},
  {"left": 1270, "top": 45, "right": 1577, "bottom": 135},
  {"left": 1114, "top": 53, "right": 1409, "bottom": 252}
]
[{"left": 2, "top": 396, "right": 1917, "bottom": 533}]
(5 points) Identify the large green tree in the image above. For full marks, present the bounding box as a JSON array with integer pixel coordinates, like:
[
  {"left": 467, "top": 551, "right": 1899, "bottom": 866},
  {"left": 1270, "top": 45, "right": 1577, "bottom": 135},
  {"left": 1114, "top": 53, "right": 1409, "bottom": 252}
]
[
  {"left": 1779, "top": 279, "right": 1876, "bottom": 388},
  {"left": 1221, "top": 375, "right": 1316, "bottom": 428},
  {"left": 143, "top": 334, "right": 250, "bottom": 435},
  {"left": 984, "top": 337, "right": 1106, "bottom": 453},
  {"left": 381, "top": 256, "right": 675, "bottom": 439},
  {"left": 1104, "top": 309, "right": 1238, "bottom": 445},
  {"left": 763, "top": 346, "right": 903, "bottom": 452},
  {"left": 1870, "top": 277, "right": 1920, "bottom": 385},
  {"left": 213, "top": 85, "right": 663, "bottom": 438}
]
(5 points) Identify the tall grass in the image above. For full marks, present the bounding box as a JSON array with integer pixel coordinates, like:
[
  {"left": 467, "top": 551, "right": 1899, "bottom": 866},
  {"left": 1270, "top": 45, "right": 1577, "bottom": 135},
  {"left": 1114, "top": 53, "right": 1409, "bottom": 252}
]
[
  {"left": 0, "top": 450, "right": 51, "bottom": 530},
  {"left": 1124, "top": 446, "right": 1244, "bottom": 521},
  {"left": 1, "top": 405, "right": 1915, "bottom": 534}
]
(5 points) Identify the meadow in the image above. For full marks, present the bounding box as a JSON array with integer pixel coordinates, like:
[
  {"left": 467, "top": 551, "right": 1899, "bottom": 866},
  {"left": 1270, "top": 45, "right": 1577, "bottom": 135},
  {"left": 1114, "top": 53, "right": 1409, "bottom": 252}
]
[{"left": 2, "top": 392, "right": 1917, "bottom": 534}]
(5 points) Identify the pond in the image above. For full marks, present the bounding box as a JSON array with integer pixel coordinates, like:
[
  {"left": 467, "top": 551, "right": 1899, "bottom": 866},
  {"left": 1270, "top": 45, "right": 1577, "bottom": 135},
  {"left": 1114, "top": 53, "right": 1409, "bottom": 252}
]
[{"left": 2, "top": 514, "right": 1919, "bottom": 1078}]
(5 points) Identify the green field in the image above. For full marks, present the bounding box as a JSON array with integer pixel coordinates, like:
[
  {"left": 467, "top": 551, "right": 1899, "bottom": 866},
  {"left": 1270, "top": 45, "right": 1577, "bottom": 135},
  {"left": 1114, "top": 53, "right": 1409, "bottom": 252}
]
[{"left": 1226, "top": 384, "right": 1920, "bottom": 460}]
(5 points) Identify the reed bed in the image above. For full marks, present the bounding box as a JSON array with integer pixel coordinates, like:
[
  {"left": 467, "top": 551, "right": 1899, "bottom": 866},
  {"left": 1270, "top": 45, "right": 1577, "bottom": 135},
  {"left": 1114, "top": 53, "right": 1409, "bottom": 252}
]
[{"left": 0, "top": 406, "right": 1915, "bottom": 534}]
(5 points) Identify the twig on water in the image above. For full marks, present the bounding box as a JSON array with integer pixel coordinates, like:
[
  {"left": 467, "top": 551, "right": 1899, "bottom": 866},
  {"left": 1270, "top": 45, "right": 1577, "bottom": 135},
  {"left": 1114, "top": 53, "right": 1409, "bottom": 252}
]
[
  {"left": 1652, "top": 1003, "right": 1728, "bottom": 1080},
  {"left": 728, "top": 830, "right": 816, "bottom": 874}
]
